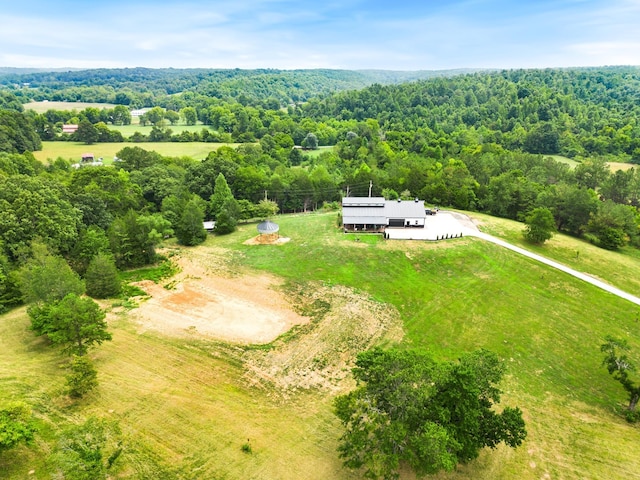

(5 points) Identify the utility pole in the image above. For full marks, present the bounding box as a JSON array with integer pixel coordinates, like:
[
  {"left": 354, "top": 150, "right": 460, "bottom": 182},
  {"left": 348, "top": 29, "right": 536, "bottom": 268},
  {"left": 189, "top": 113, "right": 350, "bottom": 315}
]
[
  {"left": 368, "top": 180, "right": 373, "bottom": 197},
  {"left": 346, "top": 185, "right": 350, "bottom": 197}
]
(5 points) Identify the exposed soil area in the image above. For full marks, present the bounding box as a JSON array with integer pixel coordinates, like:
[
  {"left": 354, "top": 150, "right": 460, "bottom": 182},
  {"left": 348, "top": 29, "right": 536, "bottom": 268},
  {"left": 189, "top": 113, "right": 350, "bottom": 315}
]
[
  {"left": 129, "top": 243, "right": 404, "bottom": 392},
  {"left": 131, "top": 249, "right": 307, "bottom": 344},
  {"left": 242, "top": 283, "right": 404, "bottom": 394}
]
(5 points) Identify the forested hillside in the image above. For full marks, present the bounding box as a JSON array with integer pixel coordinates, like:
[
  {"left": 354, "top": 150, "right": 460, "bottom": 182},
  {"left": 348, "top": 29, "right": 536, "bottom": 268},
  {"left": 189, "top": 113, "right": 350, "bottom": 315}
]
[
  {"left": 0, "top": 67, "right": 477, "bottom": 107},
  {"left": 0, "top": 66, "right": 640, "bottom": 275},
  {"left": 300, "top": 67, "right": 640, "bottom": 159}
]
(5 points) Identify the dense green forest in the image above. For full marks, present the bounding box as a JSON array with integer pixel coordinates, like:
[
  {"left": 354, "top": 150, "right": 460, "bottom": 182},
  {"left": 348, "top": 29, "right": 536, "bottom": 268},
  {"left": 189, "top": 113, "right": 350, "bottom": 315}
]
[
  {"left": 0, "top": 67, "right": 479, "bottom": 107},
  {"left": 2, "top": 66, "right": 640, "bottom": 314}
]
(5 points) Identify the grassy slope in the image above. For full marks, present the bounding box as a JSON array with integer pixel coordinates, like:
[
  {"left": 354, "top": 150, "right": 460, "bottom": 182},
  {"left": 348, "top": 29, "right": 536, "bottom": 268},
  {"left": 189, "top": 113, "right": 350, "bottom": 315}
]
[{"left": 2, "top": 212, "right": 640, "bottom": 479}]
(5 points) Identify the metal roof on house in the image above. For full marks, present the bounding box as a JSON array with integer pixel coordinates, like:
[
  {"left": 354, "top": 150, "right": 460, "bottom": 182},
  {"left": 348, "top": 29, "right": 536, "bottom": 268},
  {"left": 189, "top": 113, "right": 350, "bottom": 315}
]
[
  {"left": 342, "top": 197, "right": 385, "bottom": 207},
  {"left": 384, "top": 200, "right": 426, "bottom": 218},
  {"left": 343, "top": 209, "right": 388, "bottom": 224}
]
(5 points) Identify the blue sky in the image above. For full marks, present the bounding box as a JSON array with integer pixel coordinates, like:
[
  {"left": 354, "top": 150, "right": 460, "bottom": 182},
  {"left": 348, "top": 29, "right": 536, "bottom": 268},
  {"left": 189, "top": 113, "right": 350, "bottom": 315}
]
[{"left": 1, "top": 0, "right": 639, "bottom": 70}]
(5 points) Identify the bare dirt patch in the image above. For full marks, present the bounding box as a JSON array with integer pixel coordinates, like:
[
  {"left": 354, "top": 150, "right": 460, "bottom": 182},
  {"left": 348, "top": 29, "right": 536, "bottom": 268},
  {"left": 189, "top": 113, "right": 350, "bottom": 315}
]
[
  {"left": 130, "top": 251, "right": 308, "bottom": 344},
  {"left": 243, "top": 234, "right": 291, "bottom": 245},
  {"left": 129, "top": 246, "right": 404, "bottom": 393}
]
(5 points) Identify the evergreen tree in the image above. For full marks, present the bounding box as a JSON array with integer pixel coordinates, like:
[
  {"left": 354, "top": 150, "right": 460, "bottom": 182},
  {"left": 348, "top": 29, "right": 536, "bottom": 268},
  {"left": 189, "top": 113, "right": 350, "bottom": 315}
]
[
  {"left": 85, "top": 253, "right": 121, "bottom": 299},
  {"left": 210, "top": 173, "right": 236, "bottom": 219},
  {"left": 214, "top": 198, "right": 239, "bottom": 235},
  {"left": 176, "top": 199, "right": 207, "bottom": 246},
  {"left": 66, "top": 355, "right": 99, "bottom": 398}
]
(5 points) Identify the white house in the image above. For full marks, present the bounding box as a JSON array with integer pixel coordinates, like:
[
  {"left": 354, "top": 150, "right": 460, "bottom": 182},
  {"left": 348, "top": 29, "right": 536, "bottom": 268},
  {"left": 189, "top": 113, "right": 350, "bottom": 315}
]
[{"left": 342, "top": 197, "right": 427, "bottom": 232}]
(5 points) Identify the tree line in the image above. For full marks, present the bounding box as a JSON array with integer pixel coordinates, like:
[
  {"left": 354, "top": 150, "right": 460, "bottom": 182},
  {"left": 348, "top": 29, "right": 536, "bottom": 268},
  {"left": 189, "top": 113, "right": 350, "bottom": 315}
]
[{"left": 9, "top": 66, "right": 640, "bottom": 162}]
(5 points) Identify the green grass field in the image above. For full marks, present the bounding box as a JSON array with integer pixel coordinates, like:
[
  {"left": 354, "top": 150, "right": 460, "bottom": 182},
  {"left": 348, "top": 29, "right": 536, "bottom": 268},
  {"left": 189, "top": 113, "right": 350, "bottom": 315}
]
[
  {"left": 108, "top": 123, "right": 211, "bottom": 136},
  {"left": 32, "top": 141, "right": 240, "bottom": 164},
  {"left": 2, "top": 212, "right": 640, "bottom": 479},
  {"left": 546, "top": 154, "right": 580, "bottom": 168},
  {"left": 24, "top": 101, "right": 117, "bottom": 113},
  {"left": 546, "top": 155, "right": 635, "bottom": 172}
]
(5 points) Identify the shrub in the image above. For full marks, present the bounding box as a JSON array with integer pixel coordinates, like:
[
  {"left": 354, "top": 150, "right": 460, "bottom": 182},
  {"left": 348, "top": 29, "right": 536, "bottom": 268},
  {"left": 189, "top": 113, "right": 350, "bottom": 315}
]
[
  {"left": 66, "top": 355, "right": 98, "bottom": 398},
  {"left": 86, "top": 253, "right": 121, "bottom": 298}
]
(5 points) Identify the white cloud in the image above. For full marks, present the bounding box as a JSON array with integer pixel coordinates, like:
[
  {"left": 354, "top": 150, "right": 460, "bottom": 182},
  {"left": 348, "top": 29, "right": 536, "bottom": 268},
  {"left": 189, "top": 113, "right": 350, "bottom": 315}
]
[{"left": 566, "top": 41, "right": 640, "bottom": 64}]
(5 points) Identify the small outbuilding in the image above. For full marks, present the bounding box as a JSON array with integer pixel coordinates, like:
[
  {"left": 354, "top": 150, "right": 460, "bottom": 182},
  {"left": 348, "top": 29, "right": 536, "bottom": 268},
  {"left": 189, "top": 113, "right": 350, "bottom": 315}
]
[{"left": 257, "top": 220, "right": 279, "bottom": 236}]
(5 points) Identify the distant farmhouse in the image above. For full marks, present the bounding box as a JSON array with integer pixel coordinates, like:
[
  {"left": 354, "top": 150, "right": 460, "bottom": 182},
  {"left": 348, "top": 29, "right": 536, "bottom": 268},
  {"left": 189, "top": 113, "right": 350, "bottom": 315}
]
[
  {"left": 130, "top": 108, "right": 149, "bottom": 117},
  {"left": 62, "top": 124, "right": 78, "bottom": 134},
  {"left": 342, "top": 197, "right": 427, "bottom": 232}
]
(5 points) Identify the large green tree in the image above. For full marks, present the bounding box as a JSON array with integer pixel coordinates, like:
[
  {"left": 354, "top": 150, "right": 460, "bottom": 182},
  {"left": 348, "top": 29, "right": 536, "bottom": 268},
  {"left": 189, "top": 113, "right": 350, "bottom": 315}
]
[
  {"left": 29, "top": 293, "right": 111, "bottom": 355},
  {"left": 66, "top": 355, "right": 99, "bottom": 398},
  {"left": 0, "top": 253, "right": 22, "bottom": 313},
  {"left": 0, "top": 110, "right": 41, "bottom": 153},
  {"left": 334, "top": 348, "right": 526, "bottom": 479},
  {"left": 108, "top": 211, "right": 172, "bottom": 268},
  {"left": 175, "top": 198, "right": 207, "bottom": 246},
  {"left": 85, "top": 253, "right": 121, "bottom": 299},
  {"left": 0, "top": 175, "right": 81, "bottom": 260},
  {"left": 75, "top": 119, "right": 99, "bottom": 145},
  {"left": 210, "top": 172, "right": 236, "bottom": 218},
  {"left": 18, "top": 246, "right": 85, "bottom": 305}
]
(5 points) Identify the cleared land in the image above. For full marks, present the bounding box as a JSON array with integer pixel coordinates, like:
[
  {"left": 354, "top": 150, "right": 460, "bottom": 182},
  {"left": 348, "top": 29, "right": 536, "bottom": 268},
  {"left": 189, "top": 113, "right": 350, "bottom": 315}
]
[
  {"left": 2, "top": 213, "right": 640, "bottom": 479},
  {"left": 32, "top": 141, "right": 239, "bottom": 163}
]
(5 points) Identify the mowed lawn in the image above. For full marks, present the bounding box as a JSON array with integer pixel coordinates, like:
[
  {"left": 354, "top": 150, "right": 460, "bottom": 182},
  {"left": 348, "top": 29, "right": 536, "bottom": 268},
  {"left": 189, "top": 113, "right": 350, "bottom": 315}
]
[
  {"left": 2, "top": 212, "right": 640, "bottom": 479},
  {"left": 32, "top": 141, "right": 240, "bottom": 164},
  {"left": 109, "top": 123, "right": 212, "bottom": 136}
]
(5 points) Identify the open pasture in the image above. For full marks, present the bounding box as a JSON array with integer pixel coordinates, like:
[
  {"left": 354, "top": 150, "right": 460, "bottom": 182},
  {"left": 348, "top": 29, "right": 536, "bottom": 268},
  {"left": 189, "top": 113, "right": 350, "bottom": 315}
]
[
  {"left": 32, "top": 141, "right": 239, "bottom": 164},
  {"left": 108, "top": 123, "right": 211, "bottom": 136},
  {"left": 1, "top": 212, "right": 640, "bottom": 479}
]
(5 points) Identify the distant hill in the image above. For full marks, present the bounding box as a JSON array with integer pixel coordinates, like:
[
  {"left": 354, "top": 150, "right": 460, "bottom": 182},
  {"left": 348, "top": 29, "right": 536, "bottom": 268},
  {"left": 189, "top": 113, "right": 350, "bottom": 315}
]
[
  {"left": 0, "top": 67, "right": 488, "bottom": 107},
  {"left": 0, "top": 67, "right": 83, "bottom": 75}
]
